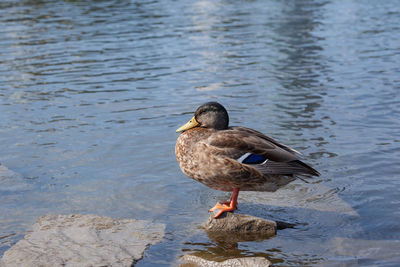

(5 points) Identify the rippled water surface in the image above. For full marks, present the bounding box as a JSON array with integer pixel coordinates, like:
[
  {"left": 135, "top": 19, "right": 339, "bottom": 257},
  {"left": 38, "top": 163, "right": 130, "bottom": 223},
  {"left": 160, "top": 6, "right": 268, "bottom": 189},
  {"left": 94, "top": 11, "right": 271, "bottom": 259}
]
[{"left": 1, "top": 0, "right": 399, "bottom": 266}]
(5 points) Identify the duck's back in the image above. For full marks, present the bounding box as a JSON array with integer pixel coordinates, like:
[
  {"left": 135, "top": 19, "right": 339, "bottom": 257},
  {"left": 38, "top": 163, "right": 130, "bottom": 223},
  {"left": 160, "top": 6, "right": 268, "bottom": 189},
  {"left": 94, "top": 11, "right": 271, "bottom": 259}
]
[{"left": 175, "top": 127, "right": 318, "bottom": 192}]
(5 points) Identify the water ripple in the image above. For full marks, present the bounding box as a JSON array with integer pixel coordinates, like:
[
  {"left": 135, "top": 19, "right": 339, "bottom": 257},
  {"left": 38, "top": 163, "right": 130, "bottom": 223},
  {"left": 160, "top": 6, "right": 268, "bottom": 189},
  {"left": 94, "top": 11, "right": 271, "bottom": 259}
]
[{"left": 0, "top": 0, "right": 399, "bottom": 266}]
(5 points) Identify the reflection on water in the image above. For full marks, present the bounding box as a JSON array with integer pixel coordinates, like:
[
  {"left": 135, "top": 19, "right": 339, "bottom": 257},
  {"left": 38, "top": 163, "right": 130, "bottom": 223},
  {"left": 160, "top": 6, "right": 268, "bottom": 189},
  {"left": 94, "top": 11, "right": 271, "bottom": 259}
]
[{"left": 1, "top": 0, "right": 399, "bottom": 266}]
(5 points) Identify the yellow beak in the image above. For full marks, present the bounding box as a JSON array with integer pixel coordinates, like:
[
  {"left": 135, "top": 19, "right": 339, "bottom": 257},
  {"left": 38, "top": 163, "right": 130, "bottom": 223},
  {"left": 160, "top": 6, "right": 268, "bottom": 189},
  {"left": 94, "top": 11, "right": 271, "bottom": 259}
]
[{"left": 176, "top": 116, "right": 200, "bottom": 132}]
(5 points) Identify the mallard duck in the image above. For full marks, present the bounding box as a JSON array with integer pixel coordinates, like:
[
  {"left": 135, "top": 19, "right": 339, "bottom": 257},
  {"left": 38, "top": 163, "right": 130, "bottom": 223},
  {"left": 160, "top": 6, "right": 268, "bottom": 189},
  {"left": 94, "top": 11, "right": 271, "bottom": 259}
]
[{"left": 175, "top": 102, "right": 320, "bottom": 218}]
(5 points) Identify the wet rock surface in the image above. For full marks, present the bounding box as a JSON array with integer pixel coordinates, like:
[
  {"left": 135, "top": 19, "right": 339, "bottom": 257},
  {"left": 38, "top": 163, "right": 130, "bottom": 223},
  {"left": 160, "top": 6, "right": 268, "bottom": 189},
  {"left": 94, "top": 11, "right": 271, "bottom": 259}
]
[
  {"left": 180, "top": 255, "right": 272, "bottom": 267},
  {"left": 0, "top": 214, "right": 165, "bottom": 267},
  {"left": 203, "top": 212, "right": 277, "bottom": 238}
]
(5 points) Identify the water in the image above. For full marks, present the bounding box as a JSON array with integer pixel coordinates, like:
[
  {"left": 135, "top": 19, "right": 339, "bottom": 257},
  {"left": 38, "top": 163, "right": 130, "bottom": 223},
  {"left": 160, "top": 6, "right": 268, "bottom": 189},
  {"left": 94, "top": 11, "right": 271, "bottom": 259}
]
[{"left": 1, "top": 0, "right": 399, "bottom": 265}]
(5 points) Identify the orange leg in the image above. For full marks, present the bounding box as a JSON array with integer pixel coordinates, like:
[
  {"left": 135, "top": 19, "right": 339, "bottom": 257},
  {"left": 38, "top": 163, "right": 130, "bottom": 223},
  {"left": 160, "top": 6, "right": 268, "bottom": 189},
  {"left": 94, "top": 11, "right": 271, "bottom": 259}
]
[{"left": 209, "top": 188, "right": 239, "bottom": 218}]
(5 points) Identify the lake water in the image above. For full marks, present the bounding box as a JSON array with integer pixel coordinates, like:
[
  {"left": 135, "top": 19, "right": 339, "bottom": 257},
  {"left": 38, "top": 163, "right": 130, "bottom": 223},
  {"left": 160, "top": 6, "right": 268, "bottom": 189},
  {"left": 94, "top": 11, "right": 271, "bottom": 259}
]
[{"left": 1, "top": 0, "right": 399, "bottom": 266}]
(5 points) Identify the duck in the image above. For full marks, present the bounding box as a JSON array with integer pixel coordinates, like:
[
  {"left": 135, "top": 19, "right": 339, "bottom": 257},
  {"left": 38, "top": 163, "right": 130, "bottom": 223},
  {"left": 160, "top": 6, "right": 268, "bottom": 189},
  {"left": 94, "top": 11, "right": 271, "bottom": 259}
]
[{"left": 175, "top": 102, "right": 320, "bottom": 218}]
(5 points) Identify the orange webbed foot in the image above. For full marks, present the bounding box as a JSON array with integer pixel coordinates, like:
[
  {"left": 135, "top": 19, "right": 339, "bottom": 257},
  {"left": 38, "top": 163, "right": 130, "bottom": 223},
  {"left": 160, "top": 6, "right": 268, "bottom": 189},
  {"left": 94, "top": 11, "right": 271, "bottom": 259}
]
[
  {"left": 209, "top": 201, "right": 238, "bottom": 218},
  {"left": 209, "top": 188, "right": 240, "bottom": 219},
  {"left": 209, "top": 201, "right": 230, "bottom": 211}
]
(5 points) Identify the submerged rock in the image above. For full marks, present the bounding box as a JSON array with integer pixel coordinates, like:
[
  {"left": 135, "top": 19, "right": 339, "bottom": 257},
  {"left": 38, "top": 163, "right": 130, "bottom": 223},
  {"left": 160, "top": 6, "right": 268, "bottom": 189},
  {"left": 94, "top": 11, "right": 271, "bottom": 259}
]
[
  {"left": 240, "top": 181, "right": 359, "bottom": 216},
  {"left": 0, "top": 164, "right": 32, "bottom": 192},
  {"left": 0, "top": 214, "right": 165, "bottom": 267},
  {"left": 180, "top": 255, "right": 272, "bottom": 267}
]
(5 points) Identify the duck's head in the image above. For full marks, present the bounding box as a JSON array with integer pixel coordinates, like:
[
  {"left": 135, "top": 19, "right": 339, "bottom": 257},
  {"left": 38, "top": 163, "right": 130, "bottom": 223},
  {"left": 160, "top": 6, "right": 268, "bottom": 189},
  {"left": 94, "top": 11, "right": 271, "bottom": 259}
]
[{"left": 176, "top": 102, "right": 229, "bottom": 132}]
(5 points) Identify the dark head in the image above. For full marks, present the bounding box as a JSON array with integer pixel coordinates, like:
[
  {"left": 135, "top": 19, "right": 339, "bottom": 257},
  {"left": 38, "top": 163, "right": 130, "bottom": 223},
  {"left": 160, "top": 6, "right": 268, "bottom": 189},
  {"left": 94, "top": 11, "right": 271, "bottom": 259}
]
[{"left": 176, "top": 102, "right": 229, "bottom": 132}]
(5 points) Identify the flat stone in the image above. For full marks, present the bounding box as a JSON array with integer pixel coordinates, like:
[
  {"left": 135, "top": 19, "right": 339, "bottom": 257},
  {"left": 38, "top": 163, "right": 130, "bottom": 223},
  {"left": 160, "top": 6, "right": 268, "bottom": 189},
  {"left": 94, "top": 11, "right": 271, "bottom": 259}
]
[
  {"left": 180, "top": 255, "right": 272, "bottom": 267},
  {"left": 0, "top": 214, "right": 165, "bottom": 267},
  {"left": 0, "top": 164, "right": 32, "bottom": 192},
  {"left": 240, "top": 181, "right": 359, "bottom": 216},
  {"left": 329, "top": 237, "right": 400, "bottom": 262},
  {"left": 203, "top": 212, "right": 277, "bottom": 237}
]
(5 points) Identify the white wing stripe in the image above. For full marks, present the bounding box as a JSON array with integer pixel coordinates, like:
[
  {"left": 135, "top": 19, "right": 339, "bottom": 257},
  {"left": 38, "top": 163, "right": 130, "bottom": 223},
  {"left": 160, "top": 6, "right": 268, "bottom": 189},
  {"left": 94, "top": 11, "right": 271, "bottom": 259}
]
[{"left": 236, "top": 152, "right": 251, "bottom": 163}]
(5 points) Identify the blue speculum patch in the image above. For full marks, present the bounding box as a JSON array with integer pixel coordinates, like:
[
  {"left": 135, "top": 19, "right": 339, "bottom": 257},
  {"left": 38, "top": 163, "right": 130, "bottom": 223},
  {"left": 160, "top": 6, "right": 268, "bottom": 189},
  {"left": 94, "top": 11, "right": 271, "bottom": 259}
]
[{"left": 243, "top": 154, "right": 266, "bottom": 164}]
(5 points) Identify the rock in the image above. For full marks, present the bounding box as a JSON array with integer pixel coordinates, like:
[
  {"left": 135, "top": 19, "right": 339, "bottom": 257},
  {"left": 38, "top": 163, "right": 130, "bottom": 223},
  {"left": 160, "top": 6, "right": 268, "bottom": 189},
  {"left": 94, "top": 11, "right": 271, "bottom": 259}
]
[
  {"left": 328, "top": 237, "right": 400, "bottom": 263},
  {"left": 180, "top": 255, "right": 272, "bottom": 267},
  {"left": 240, "top": 181, "right": 359, "bottom": 216},
  {"left": 202, "top": 213, "right": 277, "bottom": 246},
  {"left": 0, "top": 164, "right": 32, "bottom": 192},
  {"left": 0, "top": 214, "right": 165, "bottom": 267},
  {"left": 179, "top": 213, "right": 276, "bottom": 267},
  {"left": 203, "top": 212, "right": 277, "bottom": 237}
]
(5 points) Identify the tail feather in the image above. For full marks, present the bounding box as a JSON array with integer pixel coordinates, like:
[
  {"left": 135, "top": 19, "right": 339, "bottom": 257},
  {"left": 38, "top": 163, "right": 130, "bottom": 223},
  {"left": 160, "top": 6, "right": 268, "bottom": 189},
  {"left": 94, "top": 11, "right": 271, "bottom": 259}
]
[
  {"left": 251, "top": 159, "right": 320, "bottom": 177},
  {"left": 289, "top": 160, "right": 320, "bottom": 176}
]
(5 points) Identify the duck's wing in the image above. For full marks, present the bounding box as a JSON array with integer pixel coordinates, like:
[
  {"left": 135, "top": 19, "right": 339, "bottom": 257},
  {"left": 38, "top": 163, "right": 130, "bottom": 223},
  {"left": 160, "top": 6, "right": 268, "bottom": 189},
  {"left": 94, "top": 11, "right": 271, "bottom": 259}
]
[
  {"left": 230, "top": 126, "right": 302, "bottom": 155},
  {"left": 206, "top": 128, "right": 319, "bottom": 176},
  {"left": 206, "top": 127, "right": 298, "bottom": 162}
]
